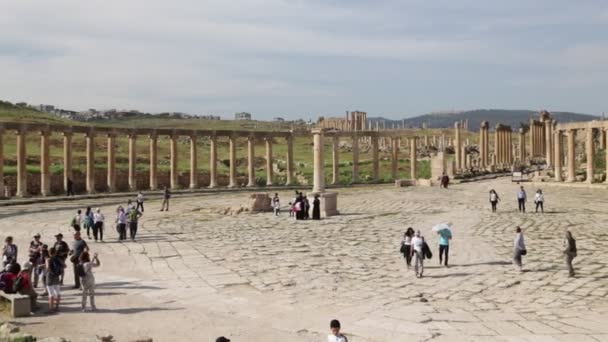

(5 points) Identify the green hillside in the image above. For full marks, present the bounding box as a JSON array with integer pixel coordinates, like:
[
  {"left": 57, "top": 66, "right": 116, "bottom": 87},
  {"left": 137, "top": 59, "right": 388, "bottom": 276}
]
[{"left": 0, "top": 101, "right": 76, "bottom": 125}]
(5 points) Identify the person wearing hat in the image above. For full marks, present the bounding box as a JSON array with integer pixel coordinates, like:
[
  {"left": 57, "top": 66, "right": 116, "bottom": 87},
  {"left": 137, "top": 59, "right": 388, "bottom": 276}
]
[
  {"left": 53, "top": 234, "right": 69, "bottom": 285},
  {"left": 16, "top": 262, "right": 38, "bottom": 312},
  {"left": 29, "top": 234, "right": 43, "bottom": 287}
]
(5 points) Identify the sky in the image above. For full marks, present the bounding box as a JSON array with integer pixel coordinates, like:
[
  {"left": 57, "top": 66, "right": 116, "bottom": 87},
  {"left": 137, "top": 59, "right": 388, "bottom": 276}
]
[{"left": 1, "top": 0, "right": 608, "bottom": 120}]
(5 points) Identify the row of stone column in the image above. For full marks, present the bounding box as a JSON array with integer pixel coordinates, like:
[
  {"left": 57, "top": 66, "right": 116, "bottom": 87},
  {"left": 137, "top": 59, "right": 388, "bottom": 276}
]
[
  {"left": 554, "top": 127, "right": 608, "bottom": 184},
  {"left": 494, "top": 126, "right": 513, "bottom": 166},
  {"left": 7, "top": 129, "right": 294, "bottom": 197}
]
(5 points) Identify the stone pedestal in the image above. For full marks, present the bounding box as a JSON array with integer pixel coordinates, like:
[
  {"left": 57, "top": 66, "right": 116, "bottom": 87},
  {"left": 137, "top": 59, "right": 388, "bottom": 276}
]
[
  {"left": 307, "top": 191, "right": 339, "bottom": 217},
  {"left": 249, "top": 193, "right": 272, "bottom": 212}
]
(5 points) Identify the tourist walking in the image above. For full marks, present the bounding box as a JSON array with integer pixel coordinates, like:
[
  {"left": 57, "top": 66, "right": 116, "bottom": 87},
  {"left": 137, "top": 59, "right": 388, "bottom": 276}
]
[
  {"left": 437, "top": 225, "right": 452, "bottom": 267},
  {"left": 45, "top": 247, "right": 64, "bottom": 313},
  {"left": 272, "top": 193, "right": 280, "bottom": 216},
  {"left": 84, "top": 207, "right": 94, "bottom": 239},
  {"left": 489, "top": 189, "right": 500, "bottom": 212},
  {"left": 66, "top": 178, "right": 74, "bottom": 196},
  {"left": 28, "top": 234, "right": 43, "bottom": 286},
  {"left": 35, "top": 244, "right": 49, "bottom": 294},
  {"left": 160, "top": 187, "right": 171, "bottom": 211},
  {"left": 70, "top": 209, "right": 82, "bottom": 231},
  {"left": 53, "top": 234, "right": 69, "bottom": 285},
  {"left": 93, "top": 208, "right": 105, "bottom": 242},
  {"left": 517, "top": 186, "right": 527, "bottom": 213},
  {"left": 2, "top": 236, "right": 18, "bottom": 267},
  {"left": 136, "top": 191, "right": 145, "bottom": 212},
  {"left": 78, "top": 251, "right": 100, "bottom": 312},
  {"left": 328, "top": 319, "right": 348, "bottom": 342},
  {"left": 312, "top": 195, "right": 320, "bottom": 220},
  {"left": 127, "top": 206, "right": 143, "bottom": 241},
  {"left": 440, "top": 172, "right": 450, "bottom": 189},
  {"left": 400, "top": 228, "right": 415, "bottom": 268},
  {"left": 534, "top": 189, "right": 544, "bottom": 213},
  {"left": 15, "top": 262, "right": 38, "bottom": 312},
  {"left": 564, "top": 230, "right": 577, "bottom": 277},
  {"left": 116, "top": 206, "right": 127, "bottom": 241},
  {"left": 69, "top": 231, "right": 88, "bottom": 289},
  {"left": 411, "top": 231, "right": 425, "bottom": 278},
  {"left": 513, "top": 226, "right": 526, "bottom": 272},
  {"left": 304, "top": 196, "right": 311, "bottom": 219}
]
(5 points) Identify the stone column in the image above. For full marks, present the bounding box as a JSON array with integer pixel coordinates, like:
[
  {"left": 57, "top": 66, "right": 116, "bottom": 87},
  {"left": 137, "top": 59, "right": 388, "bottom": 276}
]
[
  {"left": 529, "top": 120, "right": 535, "bottom": 158},
  {"left": 545, "top": 120, "right": 552, "bottom": 167},
  {"left": 461, "top": 145, "right": 467, "bottom": 170},
  {"left": 0, "top": 126, "right": 4, "bottom": 197},
  {"left": 85, "top": 131, "right": 95, "bottom": 194},
  {"left": 410, "top": 136, "right": 417, "bottom": 179},
  {"left": 424, "top": 135, "right": 429, "bottom": 147},
  {"left": 554, "top": 130, "right": 562, "bottom": 181},
  {"left": 331, "top": 135, "right": 339, "bottom": 185},
  {"left": 63, "top": 132, "right": 72, "bottom": 193},
  {"left": 352, "top": 133, "right": 359, "bottom": 183},
  {"left": 128, "top": 133, "right": 137, "bottom": 191},
  {"left": 518, "top": 128, "right": 525, "bottom": 162},
  {"left": 479, "top": 122, "right": 486, "bottom": 167},
  {"left": 286, "top": 134, "right": 294, "bottom": 186},
  {"left": 600, "top": 129, "right": 607, "bottom": 150},
  {"left": 189, "top": 134, "right": 198, "bottom": 189},
  {"left": 454, "top": 122, "right": 461, "bottom": 170},
  {"left": 566, "top": 129, "right": 576, "bottom": 182},
  {"left": 107, "top": 134, "right": 116, "bottom": 192},
  {"left": 391, "top": 137, "right": 398, "bottom": 180},
  {"left": 494, "top": 130, "right": 500, "bottom": 165},
  {"left": 208, "top": 134, "right": 217, "bottom": 188},
  {"left": 169, "top": 134, "right": 178, "bottom": 189},
  {"left": 371, "top": 135, "right": 379, "bottom": 182},
  {"left": 265, "top": 137, "right": 273, "bottom": 186},
  {"left": 228, "top": 134, "right": 237, "bottom": 188},
  {"left": 40, "top": 130, "right": 51, "bottom": 196},
  {"left": 312, "top": 129, "right": 325, "bottom": 193},
  {"left": 247, "top": 135, "right": 255, "bottom": 187},
  {"left": 16, "top": 127, "right": 27, "bottom": 197},
  {"left": 586, "top": 127, "right": 594, "bottom": 184},
  {"left": 149, "top": 133, "right": 158, "bottom": 191},
  {"left": 605, "top": 129, "right": 608, "bottom": 184}
]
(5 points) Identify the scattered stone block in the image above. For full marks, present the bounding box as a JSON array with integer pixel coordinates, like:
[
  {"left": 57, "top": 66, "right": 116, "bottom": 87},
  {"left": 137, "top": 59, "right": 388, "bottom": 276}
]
[{"left": 248, "top": 193, "right": 272, "bottom": 212}]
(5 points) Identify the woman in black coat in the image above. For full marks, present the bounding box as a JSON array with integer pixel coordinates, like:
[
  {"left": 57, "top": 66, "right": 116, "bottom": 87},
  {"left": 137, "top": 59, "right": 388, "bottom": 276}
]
[{"left": 312, "top": 195, "right": 321, "bottom": 220}]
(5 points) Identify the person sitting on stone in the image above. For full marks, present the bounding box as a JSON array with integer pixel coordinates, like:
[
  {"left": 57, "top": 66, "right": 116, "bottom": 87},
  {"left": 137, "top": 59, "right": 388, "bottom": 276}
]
[{"left": 15, "top": 262, "right": 38, "bottom": 312}]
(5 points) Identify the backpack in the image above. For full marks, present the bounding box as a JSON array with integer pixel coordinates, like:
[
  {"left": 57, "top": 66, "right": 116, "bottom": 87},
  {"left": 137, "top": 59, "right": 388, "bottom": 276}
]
[
  {"left": 422, "top": 242, "right": 433, "bottom": 259},
  {"left": 128, "top": 209, "right": 139, "bottom": 221},
  {"left": 70, "top": 216, "right": 77, "bottom": 227},
  {"left": 48, "top": 257, "right": 64, "bottom": 277},
  {"left": 12, "top": 275, "right": 24, "bottom": 293},
  {"left": 75, "top": 263, "right": 87, "bottom": 278}
]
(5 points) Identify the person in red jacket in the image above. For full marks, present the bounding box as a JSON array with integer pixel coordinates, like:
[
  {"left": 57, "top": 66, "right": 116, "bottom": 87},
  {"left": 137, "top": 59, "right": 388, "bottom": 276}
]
[{"left": 16, "top": 262, "right": 38, "bottom": 312}]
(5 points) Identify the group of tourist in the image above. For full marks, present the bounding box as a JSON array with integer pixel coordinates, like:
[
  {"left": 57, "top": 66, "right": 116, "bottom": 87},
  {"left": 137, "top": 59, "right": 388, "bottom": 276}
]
[
  {"left": 215, "top": 319, "right": 347, "bottom": 342},
  {"left": 288, "top": 191, "right": 321, "bottom": 220},
  {"left": 488, "top": 185, "right": 545, "bottom": 213},
  {"left": 1, "top": 232, "right": 101, "bottom": 314}
]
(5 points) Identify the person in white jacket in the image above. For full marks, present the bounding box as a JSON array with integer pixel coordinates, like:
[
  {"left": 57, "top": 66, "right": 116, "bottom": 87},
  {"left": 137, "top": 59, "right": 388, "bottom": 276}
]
[
  {"left": 92, "top": 208, "right": 105, "bottom": 242},
  {"left": 534, "top": 189, "right": 544, "bottom": 213}
]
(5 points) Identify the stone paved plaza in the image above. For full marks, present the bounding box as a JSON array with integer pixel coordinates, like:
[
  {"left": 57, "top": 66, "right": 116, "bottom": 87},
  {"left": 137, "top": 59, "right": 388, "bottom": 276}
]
[{"left": 2, "top": 178, "right": 608, "bottom": 341}]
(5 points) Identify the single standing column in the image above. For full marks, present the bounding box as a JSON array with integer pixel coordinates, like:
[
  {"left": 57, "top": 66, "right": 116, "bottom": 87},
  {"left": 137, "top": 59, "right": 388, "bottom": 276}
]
[
  {"left": 107, "top": 134, "right": 116, "bottom": 192},
  {"left": 371, "top": 135, "right": 379, "bottom": 182},
  {"left": 170, "top": 134, "right": 178, "bottom": 189},
  {"left": 63, "top": 132, "right": 72, "bottom": 193},
  {"left": 518, "top": 129, "right": 525, "bottom": 162},
  {"left": 0, "top": 126, "right": 4, "bottom": 197},
  {"left": 554, "top": 130, "right": 562, "bottom": 181},
  {"left": 40, "top": 130, "right": 51, "bottom": 196},
  {"left": 391, "top": 137, "right": 398, "bottom": 180},
  {"left": 286, "top": 134, "right": 294, "bottom": 186},
  {"left": 461, "top": 145, "right": 467, "bottom": 170},
  {"left": 605, "top": 129, "right": 608, "bottom": 184},
  {"left": 189, "top": 135, "right": 198, "bottom": 189},
  {"left": 545, "top": 120, "right": 552, "bottom": 167},
  {"left": 247, "top": 135, "right": 255, "bottom": 187},
  {"left": 312, "top": 129, "right": 325, "bottom": 193},
  {"left": 16, "top": 128, "right": 27, "bottom": 197},
  {"left": 424, "top": 135, "right": 429, "bottom": 147},
  {"left": 228, "top": 134, "right": 237, "bottom": 188},
  {"left": 208, "top": 134, "right": 217, "bottom": 188},
  {"left": 586, "top": 127, "right": 594, "bottom": 183},
  {"left": 265, "top": 137, "right": 273, "bottom": 186},
  {"left": 352, "top": 134, "right": 359, "bottom": 183},
  {"left": 331, "top": 135, "right": 339, "bottom": 185},
  {"left": 128, "top": 133, "right": 137, "bottom": 191},
  {"left": 85, "top": 131, "right": 95, "bottom": 194},
  {"left": 566, "top": 129, "right": 576, "bottom": 182},
  {"left": 410, "top": 137, "right": 417, "bottom": 179},
  {"left": 479, "top": 123, "right": 486, "bottom": 167},
  {"left": 454, "top": 122, "right": 461, "bottom": 170},
  {"left": 149, "top": 133, "right": 158, "bottom": 191}
]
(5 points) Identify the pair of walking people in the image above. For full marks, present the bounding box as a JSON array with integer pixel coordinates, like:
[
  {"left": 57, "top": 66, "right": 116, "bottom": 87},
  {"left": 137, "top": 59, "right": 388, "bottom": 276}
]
[
  {"left": 513, "top": 226, "right": 576, "bottom": 276},
  {"left": 401, "top": 227, "right": 450, "bottom": 278}
]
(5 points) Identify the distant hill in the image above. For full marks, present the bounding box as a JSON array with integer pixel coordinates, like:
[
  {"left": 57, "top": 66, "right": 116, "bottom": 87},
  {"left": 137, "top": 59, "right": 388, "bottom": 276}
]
[
  {"left": 0, "top": 100, "right": 76, "bottom": 125},
  {"left": 371, "top": 109, "right": 600, "bottom": 131}
]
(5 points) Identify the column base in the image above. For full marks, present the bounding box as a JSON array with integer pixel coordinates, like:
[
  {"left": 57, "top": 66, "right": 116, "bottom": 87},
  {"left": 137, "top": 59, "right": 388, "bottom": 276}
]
[
  {"left": 189, "top": 184, "right": 198, "bottom": 190},
  {"left": 208, "top": 183, "right": 217, "bottom": 189},
  {"left": 307, "top": 191, "right": 339, "bottom": 217}
]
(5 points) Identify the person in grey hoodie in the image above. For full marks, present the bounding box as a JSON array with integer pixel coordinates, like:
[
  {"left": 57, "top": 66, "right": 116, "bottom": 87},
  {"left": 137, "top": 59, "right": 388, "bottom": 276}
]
[
  {"left": 513, "top": 226, "right": 526, "bottom": 272},
  {"left": 563, "top": 230, "right": 577, "bottom": 277}
]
